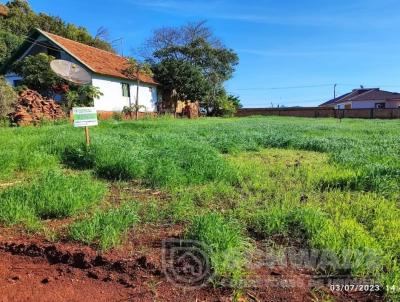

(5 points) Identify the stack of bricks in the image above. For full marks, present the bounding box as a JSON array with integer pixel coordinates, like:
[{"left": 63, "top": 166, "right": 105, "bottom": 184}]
[{"left": 9, "top": 90, "right": 65, "bottom": 126}]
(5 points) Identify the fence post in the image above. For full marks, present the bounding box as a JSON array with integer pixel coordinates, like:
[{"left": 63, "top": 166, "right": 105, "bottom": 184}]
[{"left": 370, "top": 109, "right": 374, "bottom": 119}]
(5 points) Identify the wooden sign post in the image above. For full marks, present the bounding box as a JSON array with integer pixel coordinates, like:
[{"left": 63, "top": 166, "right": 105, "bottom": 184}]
[
  {"left": 72, "top": 107, "right": 98, "bottom": 146},
  {"left": 84, "top": 126, "right": 90, "bottom": 145}
]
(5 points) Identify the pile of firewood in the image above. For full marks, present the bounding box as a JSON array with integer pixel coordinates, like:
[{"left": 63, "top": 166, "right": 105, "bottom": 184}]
[
  {"left": 175, "top": 101, "right": 200, "bottom": 119},
  {"left": 9, "top": 90, "right": 65, "bottom": 126},
  {"left": 183, "top": 102, "right": 200, "bottom": 119}
]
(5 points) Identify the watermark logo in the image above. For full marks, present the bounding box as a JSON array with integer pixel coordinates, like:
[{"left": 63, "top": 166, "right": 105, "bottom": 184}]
[{"left": 162, "top": 239, "right": 213, "bottom": 289}]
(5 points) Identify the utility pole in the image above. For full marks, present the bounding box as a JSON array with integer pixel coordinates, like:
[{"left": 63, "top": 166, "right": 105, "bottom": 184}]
[
  {"left": 136, "top": 67, "right": 140, "bottom": 120},
  {"left": 334, "top": 83, "right": 338, "bottom": 99}
]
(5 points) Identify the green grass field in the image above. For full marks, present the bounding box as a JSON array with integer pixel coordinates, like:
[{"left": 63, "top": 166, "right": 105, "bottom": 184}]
[{"left": 0, "top": 116, "right": 399, "bottom": 299}]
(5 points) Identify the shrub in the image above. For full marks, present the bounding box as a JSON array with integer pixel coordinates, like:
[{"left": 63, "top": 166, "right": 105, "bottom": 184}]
[
  {"left": 112, "top": 112, "right": 123, "bottom": 121},
  {"left": 0, "top": 76, "right": 17, "bottom": 119},
  {"left": 69, "top": 202, "right": 140, "bottom": 250}
]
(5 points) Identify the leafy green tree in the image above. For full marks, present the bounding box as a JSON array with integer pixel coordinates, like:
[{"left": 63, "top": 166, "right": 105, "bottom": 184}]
[
  {"left": 0, "top": 0, "right": 36, "bottom": 37},
  {"left": 123, "top": 57, "right": 153, "bottom": 119},
  {"left": 143, "top": 21, "right": 239, "bottom": 116},
  {"left": 153, "top": 59, "right": 208, "bottom": 110},
  {"left": 0, "top": 30, "right": 24, "bottom": 67},
  {"left": 227, "top": 95, "right": 243, "bottom": 110},
  {"left": 11, "top": 52, "right": 103, "bottom": 110},
  {"left": 11, "top": 53, "right": 61, "bottom": 95},
  {"left": 0, "top": 0, "right": 114, "bottom": 68},
  {"left": 0, "top": 76, "right": 17, "bottom": 118},
  {"left": 211, "top": 93, "right": 243, "bottom": 117}
]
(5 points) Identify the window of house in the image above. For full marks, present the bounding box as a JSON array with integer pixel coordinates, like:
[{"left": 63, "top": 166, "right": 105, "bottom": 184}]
[
  {"left": 375, "top": 103, "right": 385, "bottom": 109},
  {"left": 121, "top": 83, "right": 130, "bottom": 97}
]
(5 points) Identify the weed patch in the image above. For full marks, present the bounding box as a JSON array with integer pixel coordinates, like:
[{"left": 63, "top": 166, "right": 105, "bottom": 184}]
[
  {"left": 0, "top": 170, "right": 106, "bottom": 228},
  {"left": 186, "top": 213, "right": 252, "bottom": 286},
  {"left": 69, "top": 201, "right": 140, "bottom": 250}
]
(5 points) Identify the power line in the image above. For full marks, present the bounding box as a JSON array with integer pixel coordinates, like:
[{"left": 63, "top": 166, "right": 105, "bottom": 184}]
[
  {"left": 10, "top": 37, "right": 400, "bottom": 93},
  {"left": 231, "top": 83, "right": 400, "bottom": 92},
  {"left": 252, "top": 98, "right": 323, "bottom": 105},
  {"left": 231, "top": 84, "right": 333, "bottom": 91},
  {"left": 21, "top": 36, "right": 66, "bottom": 53}
]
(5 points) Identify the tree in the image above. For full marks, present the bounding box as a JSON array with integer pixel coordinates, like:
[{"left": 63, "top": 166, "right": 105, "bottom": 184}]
[
  {"left": 142, "top": 21, "right": 239, "bottom": 116},
  {"left": 0, "top": 0, "right": 36, "bottom": 37},
  {"left": 123, "top": 58, "right": 153, "bottom": 119},
  {"left": 0, "top": 30, "right": 24, "bottom": 67},
  {"left": 227, "top": 95, "right": 242, "bottom": 110},
  {"left": 10, "top": 52, "right": 103, "bottom": 110},
  {"left": 140, "top": 20, "right": 220, "bottom": 62},
  {"left": 11, "top": 53, "right": 61, "bottom": 95},
  {"left": 211, "top": 93, "right": 243, "bottom": 117},
  {"left": 0, "top": 0, "right": 114, "bottom": 69},
  {"left": 153, "top": 59, "right": 209, "bottom": 111},
  {"left": 0, "top": 76, "right": 17, "bottom": 119}
]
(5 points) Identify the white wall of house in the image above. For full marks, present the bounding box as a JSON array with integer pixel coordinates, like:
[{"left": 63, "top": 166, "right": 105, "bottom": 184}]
[
  {"left": 386, "top": 100, "right": 400, "bottom": 108},
  {"left": 4, "top": 32, "right": 158, "bottom": 112},
  {"left": 91, "top": 74, "right": 157, "bottom": 112},
  {"left": 349, "top": 100, "right": 400, "bottom": 109}
]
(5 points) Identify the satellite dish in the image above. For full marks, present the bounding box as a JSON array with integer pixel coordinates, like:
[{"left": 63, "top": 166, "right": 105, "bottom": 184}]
[{"left": 50, "top": 60, "right": 92, "bottom": 85}]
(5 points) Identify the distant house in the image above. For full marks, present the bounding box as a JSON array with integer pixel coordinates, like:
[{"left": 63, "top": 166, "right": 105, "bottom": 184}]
[
  {"left": 2, "top": 28, "right": 158, "bottom": 113},
  {"left": 320, "top": 88, "right": 400, "bottom": 109}
]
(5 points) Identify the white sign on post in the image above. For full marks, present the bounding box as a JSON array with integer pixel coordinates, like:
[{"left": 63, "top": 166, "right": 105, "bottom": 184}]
[
  {"left": 72, "top": 107, "right": 98, "bottom": 146},
  {"left": 73, "top": 107, "right": 98, "bottom": 128}
]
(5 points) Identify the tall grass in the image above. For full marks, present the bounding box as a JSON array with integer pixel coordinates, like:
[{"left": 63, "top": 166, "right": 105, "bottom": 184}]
[
  {"left": 69, "top": 202, "right": 140, "bottom": 250},
  {"left": 186, "top": 212, "right": 252, "bottom": 286},
  {"left": 2, "top": 117, "right": 400, "bottom": 196},
  {"left": 0, "top": 170, "right": 106, "bottom": 228},
  {"left": 60, "top": 136, "right": 237, "bottom": 188},
  {"left": 230, "top": 148, "right": 400, "bottom": 299},
  {"left": 1, "top": 117, "right": 400, "bottom": 298}
]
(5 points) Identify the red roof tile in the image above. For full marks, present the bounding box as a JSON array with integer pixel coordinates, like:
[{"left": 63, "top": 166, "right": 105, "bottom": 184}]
[{"left": 39, "top": 29, "right": 158, "bottom": 85}]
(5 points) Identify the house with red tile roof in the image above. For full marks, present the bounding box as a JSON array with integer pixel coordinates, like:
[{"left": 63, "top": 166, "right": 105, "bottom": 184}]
[
  {"left": 3, "top": 28, "right": 159, "bottom": 113},
  {"left": 320, "top": 88, "right": 400, "bottom": 109}
]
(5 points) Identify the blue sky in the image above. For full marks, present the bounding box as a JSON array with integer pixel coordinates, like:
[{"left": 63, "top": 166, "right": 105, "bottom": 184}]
[{"left": 14, "top": 0, "right": 400, "bottom": 107}]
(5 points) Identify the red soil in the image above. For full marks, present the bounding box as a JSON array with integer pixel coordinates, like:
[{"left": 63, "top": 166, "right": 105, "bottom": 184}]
[{"left": 0, "top": 226, "right": 385, "bottom": 302}]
